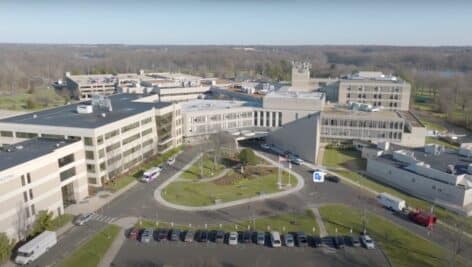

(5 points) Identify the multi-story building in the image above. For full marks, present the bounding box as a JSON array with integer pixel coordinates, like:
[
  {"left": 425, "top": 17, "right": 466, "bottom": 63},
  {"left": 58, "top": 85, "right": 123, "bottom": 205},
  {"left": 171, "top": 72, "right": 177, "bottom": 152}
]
[
  {"left": 0, "top": 138, "right": 87, "bottom": 239},
  {"left": 320, "top": 104, "right": 426, "bottom": 147},
  {"left": 65, "top": 72, "right": 117, "bottom": 100},
  {"left": 0, "top": 94, "right": 183, "bottom": 189},
  {"left": 337, "top": 72, "right": 411, "bottom": 111},
  {"left": 363, "top": 143, "right": 472, "bottom": 215}
]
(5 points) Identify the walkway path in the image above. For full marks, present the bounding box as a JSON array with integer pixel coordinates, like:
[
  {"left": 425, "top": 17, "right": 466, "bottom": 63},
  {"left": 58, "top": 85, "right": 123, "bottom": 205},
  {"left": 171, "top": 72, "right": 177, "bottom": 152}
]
[
  {"left": 310, "top": 207, "right": 328, "bottom": 237},
  {"left": 154, "top": 151, "right": 305, "bottom": 211},
  {"left": 98, "top": 217, "right": 138, "bottom": 267}
]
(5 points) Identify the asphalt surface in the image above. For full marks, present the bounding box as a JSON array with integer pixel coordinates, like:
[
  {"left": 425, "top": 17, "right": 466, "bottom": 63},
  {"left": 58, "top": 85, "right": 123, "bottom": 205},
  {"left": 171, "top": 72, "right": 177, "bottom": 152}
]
[
  {"left": 112, "top": 238, "right": 388, "bottom": 267},
  {"left": 28, "top": 142, "right": 472, "bottom": 266}
]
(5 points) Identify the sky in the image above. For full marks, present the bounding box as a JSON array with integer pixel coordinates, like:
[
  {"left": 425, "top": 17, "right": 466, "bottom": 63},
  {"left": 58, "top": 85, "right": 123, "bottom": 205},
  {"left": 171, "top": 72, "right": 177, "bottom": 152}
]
[{"left": 0, "top": 0, "right": 471, "bottom": 46}]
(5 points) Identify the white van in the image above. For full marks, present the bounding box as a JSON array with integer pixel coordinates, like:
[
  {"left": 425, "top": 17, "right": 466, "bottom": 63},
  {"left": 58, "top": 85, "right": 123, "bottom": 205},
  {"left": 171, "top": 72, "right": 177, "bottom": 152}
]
[
  {"left": 377, "top": 192, "right": 406, "bottom": 212},
  {"left": 141, "top": 167, "right": 161, "bottom": 183},
  {"left": 15, "top": 231, "right": 57, "bottom": 265},
  {"left": 270, "top": 231, "right": 282, "bottom": 248}
]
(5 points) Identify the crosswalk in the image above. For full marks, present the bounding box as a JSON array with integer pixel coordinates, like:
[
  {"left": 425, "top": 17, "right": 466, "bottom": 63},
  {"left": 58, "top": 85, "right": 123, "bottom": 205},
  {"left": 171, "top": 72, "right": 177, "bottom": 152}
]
[{"left": 89, "top": 213, "right": 117, "bottom": 224}]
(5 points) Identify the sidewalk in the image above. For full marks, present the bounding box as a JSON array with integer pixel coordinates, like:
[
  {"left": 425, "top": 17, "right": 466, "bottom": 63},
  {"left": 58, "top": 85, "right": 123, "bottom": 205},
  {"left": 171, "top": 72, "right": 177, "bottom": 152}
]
[
  {"left": 65, "top": 180, "right": 138, "bottom": 215},
  {"left": 98, "top": 217, "right": 138, "bottom": 267},
  {"left": 154, "top": 151, "right": 305, "bottom": 211},
  {"left": 310, "top": 207, "right": 328, "bottom": 237}
]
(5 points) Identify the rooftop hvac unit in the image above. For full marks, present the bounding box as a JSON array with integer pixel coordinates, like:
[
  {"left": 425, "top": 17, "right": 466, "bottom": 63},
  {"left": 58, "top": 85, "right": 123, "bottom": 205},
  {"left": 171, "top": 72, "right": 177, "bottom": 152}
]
[{"left": 77, "top": 105, "right": 93, "bottom": 114}]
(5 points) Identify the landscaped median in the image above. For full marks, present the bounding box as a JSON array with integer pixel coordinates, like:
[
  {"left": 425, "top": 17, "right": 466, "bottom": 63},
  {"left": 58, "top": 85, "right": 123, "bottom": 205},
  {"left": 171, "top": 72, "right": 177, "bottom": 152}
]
[
  {"left": 58, "top": 224, "right": 121, "bottom": 267},
  {"left": 319, "top": 204, "right": 469, "bottom": 267},
  {"left": 136, "top": 209, "right": 319, "bottom": 234},
  {"left": 155, "top": 149, "right": 304, "bottom": 210}
]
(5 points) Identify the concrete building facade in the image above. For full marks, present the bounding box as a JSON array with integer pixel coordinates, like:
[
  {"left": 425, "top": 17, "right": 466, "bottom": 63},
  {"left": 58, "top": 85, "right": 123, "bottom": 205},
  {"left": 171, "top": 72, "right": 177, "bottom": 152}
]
[
  {"left": 363, "top": 144, "right": 472, "bottom": 215},
  {"left": 0, "top": 139, "right": 87, "bottom": 239},
  {"left": 0, "top": 94, "right": 183, "bottom": 189}
]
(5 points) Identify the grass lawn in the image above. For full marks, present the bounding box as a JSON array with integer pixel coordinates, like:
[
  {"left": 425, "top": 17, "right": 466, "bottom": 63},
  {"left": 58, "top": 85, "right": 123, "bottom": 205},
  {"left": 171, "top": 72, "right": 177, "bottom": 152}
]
[
  {"left": 48, "top": 214, "right": 73, "bottom": 231},
  {"left": 180, "top": 155, "right": 225, "bottom": 181},
  {"left": 136, "top": 210, "right": 318, "bottom": 234},
  {"left": 322, "top": 148, "right": 472, "bottom": 234},
  {"left": 0, "top": 91, "right": 65, "bottom": 111},
  {"left": 104, "top": 146, "right": 183, "bottom": 192},
  {"left": 58, "top": 224, "right": 120, "bottom": 267},
  {"left": 162, "top": 166, "right": 296, "bottom": 206},
  {"left": 420, "top": 120, "right": 447, "bottom": 132},
  {"left": 425, "top": 137, "right": 459, "bottom": 149},
  {"left": 319, "top": 204, "right": 469, "bottom": 267}
]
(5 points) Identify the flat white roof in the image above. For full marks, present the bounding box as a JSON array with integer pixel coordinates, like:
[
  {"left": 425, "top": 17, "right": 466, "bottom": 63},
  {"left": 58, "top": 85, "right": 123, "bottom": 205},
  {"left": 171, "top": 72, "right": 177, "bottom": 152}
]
[
  {"left": 265, "top": 90, "right": 325, "bottom": 100},
  {"left": 181, "top": 100, "right": 256, "bottom": 112}
]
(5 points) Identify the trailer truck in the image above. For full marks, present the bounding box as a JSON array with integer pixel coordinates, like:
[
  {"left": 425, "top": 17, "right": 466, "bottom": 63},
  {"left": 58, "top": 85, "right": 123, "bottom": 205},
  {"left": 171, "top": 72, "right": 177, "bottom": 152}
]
[
  {"left": 408, "top": 210, "right": 437, "bottom": 228},
  {"left": 377, "top": 192, "right": 406, "bottom": 212}
]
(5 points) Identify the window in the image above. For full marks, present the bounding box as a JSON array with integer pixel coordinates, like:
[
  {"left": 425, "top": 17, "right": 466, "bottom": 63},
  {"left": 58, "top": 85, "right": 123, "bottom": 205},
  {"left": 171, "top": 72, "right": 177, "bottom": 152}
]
[
  {"left": 100, "top": 162, "right": 106, "bottom": 171},
  {"left": 122, "top": 133, "right": 140, "bottom": 146},
  {"left": 88, "top": 177, "right": 97, "bottom": 184},
  {"left": 21, "top": 175, "right": 26, "bottom": 186},
  {"left": 23, "top": 191, "right": 28, "bottom": 202},
  {"left": 98, "top": 149, "right": 105, "bottom": 159},
  {"left": 0, "top": 131, "right": 13, "bottom": 137},
  {"left": 27, "top": 173, "right": 31, "bottom": 184},
  {"left": 141, "top": 117, "right": 152, "bottom": 125},
  {"left": 121, "top": 122, "right": 140, "bottom": 133},
  {"left": 85, "top": 151, "right": 95, "bottom": 160},
  {"left": 60, "top": 167, "right": 76, "bottom": 182},
  {"left": 26, "top": 208, "right": 30, "bottom": 218},
  {"left": 86, "top": 164, "right": 96, "bottom": 173},
  {"left": 106, "top": 142, "right": 121, "bottom": 153},
  {"left": 97, "top": 135, "right": 104, "bottom": 145},
  {"left": 84, "top": 137, "right": 93, "bottom": 146},
  {"left": 58, "top": 154, "right": 75, "bottom": 167},
  {"left": 278, "top": 112, "right": 282, "bottom": 126},
  {"left": 41, "top": 134, "right": 64, "bottom": 139},
  {"left": 29, "top": 189, "right": 33, "bottom": 200},
  {"left": 16, "top": 132, "right": 38, "bottom": 138},
  {"left": 31, "top": 204, "right": 36, "bottom": 215},
  {"left": 105, "top": 129, "right": 120, "bottom": 140},
  {"left": 141, "top": 128, "right": 153, "bottom": 137}
]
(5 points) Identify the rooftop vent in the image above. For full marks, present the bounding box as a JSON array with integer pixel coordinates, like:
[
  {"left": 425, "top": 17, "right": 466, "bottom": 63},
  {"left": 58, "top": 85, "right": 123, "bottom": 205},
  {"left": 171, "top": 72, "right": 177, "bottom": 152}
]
[
  {"left": 101, "top": 113, "right": 106, "bottom": 118},
  {"left": 15, "top": 145, "right": 23, "bottom": 150},
  {"left": 77, "top": 105, "right": 93, "bottom": 114},
  {"left": 33, "top": 114, "right": 38, "bottom": 119}
]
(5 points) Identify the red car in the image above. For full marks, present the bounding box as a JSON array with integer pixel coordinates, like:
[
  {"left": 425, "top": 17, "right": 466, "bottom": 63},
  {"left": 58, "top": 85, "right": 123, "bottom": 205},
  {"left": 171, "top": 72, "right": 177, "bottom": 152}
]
[{"left": 128, "top": 228, "right": 140, "bottom": 240}]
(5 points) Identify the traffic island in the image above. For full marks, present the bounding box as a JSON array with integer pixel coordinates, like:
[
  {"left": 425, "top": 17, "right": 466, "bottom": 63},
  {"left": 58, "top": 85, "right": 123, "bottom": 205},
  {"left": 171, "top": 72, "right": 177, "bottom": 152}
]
[{"left": 155, "top": 150, "right": 304, "bottom": 211}]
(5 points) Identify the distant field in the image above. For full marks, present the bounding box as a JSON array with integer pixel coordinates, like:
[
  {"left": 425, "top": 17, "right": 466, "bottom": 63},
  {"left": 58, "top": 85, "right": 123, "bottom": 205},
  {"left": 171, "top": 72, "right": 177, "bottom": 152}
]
[{"left": 0, "top": 90, "right": 65, "bottom": 111}]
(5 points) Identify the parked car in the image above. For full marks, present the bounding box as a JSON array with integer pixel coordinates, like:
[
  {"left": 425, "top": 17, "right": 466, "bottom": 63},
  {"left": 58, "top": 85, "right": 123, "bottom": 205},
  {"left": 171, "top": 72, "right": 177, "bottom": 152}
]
[
  {"left": 184, "top": 231, "right": 194, "bottom": 242},
  {"left": 256, "top": 231, "right": 265, "bottom": 245},
  {"left": 360, "top": 234, "right": 375, "bottom": 249},
  {"left": 326, "top": 175, "right": 340, "bottom": 183},
  {"left": 351, "top": 236, "right": 361, "bottom": 247},
  {"left": 170, "top": 229, "right": 181, "bottom": 241},
  {"left": 167, "top": 157, "right": 176, "bottom": 165},
  {"left": 157, "top": 229, "right": 169, "bottom": 241},
  {"left": 260, "top": 143, "right": 271, "bottom": 149},
  {"left": 283, "top": 233, "right": 295, "bottom": 247},
  {"left": 270, "top": 231, "right": 282, "bottom": 248},
  {"left": 242, "top": 231, "right": 252, "bottom": 243},
  {"left": 140, "top": 229, "right": 153, "bottom": 243},
  {"left": 289, "top": 155, "right": 304, "bottom": 165},
  {"left": 128, "top": 228, "right": 140, "bottom": 240},
  {"left": 228, "top": 232, "right": 238, "bottom": 245},
  {"left": 196, "top": 230, "right": 209, "bottom": 242},
  {"left": 295, "top": 232, "right": 308, "bottom": 247},
  {"left": 334, "top": 236, "right": 345, "bottom": 249},
  {"left": 74, "top": 213, "right": 93, "bottom": 226},
  {"left": 214, "top": 231, "right": 225, "bottom": 243}
]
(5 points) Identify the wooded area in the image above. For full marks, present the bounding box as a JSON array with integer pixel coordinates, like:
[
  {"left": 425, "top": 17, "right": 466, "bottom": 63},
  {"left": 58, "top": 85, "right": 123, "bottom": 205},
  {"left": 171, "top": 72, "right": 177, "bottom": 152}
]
[{"left": 0, "top": 44, "right": 471, "bottom": 128}]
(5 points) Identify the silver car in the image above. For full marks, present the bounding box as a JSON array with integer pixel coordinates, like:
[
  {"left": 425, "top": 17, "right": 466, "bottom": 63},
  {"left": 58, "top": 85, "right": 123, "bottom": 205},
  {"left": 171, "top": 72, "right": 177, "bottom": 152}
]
[
  {"left": 140, "top": 229, "right": 153, "bottom": 243},
  {"left": 74, "top": 213, "right": 93, "bottom": 226},
  {"left": 283, "top": 233, "right": 295, "bottom": 247}
]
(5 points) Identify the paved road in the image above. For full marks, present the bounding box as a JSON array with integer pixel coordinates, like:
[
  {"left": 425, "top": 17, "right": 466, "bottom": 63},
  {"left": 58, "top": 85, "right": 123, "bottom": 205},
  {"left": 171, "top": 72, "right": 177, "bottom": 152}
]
[
  {"left": 30, "top": 143, "right": 471, "bottom": 266},
  {"left": 112, "top": 239, "right": 388, "bottom": 267}
]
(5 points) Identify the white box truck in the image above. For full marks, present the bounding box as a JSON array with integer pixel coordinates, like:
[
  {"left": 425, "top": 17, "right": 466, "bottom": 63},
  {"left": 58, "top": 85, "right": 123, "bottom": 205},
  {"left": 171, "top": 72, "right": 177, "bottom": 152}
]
[
  {"left": 377, "top": 192, "right": 406, "bottom": 212},
  {"left": 15, "top": 231, "right": 57, "bottom": 265}
]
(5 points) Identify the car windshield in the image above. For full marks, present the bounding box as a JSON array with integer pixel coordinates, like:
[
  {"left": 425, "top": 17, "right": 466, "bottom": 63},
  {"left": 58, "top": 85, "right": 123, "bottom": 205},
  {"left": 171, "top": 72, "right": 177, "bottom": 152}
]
[
  {"left": 274, "top": 240, "right": 281, "bottom": 244},
  {"left": 17, "top": 251, "right": 33, "bottom": 257}
]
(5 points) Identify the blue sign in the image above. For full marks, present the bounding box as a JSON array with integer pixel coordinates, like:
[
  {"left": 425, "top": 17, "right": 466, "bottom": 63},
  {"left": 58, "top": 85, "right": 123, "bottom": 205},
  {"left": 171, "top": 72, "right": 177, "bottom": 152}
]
[{"left": 312, "top": 170, "right": 325, "bottom": 183}]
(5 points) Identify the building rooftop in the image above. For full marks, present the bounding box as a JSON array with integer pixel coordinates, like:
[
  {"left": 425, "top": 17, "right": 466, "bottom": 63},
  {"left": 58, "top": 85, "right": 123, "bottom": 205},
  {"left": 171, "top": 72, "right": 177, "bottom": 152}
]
[
  {"left": 342, "top": 71, "right": 405, "bottom": 83},
  {"left": 67, "top": 74, "right": 117, "bottom": 86},
  {"left": 152, "top": 72, "right": 203, "bottom": 81},
  {"left": 377, "top": 144, "right": 472, "bottom": 176},
  {"left": 265, "top": 90, "right": 325, "bottom": 100},
  {"left": 0, "top": 138, "right": 80, "bottom": 171},
  {"left": 322, "top": 104, "right": 402, "bottom": 120},
  {"left": 181, "top": 99, "right": 257, "bottom": 112},
  {"left": 0, "top": 94, "right": 171, "bottom": 129}
]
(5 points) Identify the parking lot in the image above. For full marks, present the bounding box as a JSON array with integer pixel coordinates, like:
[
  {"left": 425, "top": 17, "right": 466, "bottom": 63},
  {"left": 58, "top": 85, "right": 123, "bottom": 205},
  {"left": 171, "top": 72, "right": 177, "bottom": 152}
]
[
  {"left": 110, "top": 228, "right": 388, "bottom": 267},
  {"left": 113, "top": 238, "right": 388, "bottom": 267}
]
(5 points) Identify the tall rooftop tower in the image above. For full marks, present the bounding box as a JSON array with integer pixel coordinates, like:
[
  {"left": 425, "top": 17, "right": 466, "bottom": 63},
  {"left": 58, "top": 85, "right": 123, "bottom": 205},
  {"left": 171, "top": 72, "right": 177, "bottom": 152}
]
[{"left": 291, "top": 61, "right": 313, "bottom": 91}]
